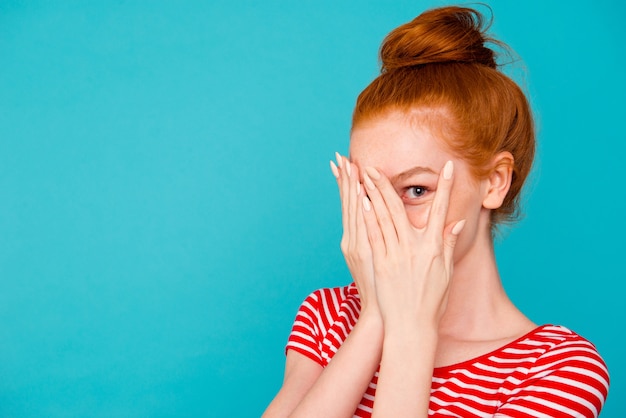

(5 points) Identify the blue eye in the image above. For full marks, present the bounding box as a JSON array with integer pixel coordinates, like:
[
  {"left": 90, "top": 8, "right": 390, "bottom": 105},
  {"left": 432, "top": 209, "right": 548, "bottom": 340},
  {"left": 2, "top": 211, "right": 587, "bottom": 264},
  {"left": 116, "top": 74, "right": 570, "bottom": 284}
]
[{"left": 406, "top": 186, "right": 427, "bottom": 198}]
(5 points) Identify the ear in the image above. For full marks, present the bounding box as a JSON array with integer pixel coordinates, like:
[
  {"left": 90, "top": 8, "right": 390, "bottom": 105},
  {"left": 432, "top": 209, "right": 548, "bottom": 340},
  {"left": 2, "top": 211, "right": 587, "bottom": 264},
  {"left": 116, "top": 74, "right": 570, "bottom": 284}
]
[{"left": 482, "top": 152, "right": 514, "bottom": 210}]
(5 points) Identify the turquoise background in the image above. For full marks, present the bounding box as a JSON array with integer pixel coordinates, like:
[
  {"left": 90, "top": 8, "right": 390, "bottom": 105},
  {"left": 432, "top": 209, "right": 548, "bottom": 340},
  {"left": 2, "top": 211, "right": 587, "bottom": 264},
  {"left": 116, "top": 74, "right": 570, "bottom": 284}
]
[{"left": 1, "top": 1, "right": 623, "bottom": 416}]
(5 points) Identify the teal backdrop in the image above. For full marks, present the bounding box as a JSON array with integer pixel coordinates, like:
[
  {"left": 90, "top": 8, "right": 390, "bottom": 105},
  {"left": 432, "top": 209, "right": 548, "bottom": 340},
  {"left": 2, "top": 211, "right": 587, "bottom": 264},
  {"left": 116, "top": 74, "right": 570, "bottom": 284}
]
[{"left": 1, "top": 1, "right": 624, "bottom": 416}]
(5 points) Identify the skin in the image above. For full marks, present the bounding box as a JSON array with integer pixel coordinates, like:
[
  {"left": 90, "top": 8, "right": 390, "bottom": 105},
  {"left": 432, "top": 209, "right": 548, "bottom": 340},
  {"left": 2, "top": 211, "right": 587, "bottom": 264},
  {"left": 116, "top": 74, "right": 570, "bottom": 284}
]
[{"left": 263, "top": 109, "right": 535, "bottom": 417}]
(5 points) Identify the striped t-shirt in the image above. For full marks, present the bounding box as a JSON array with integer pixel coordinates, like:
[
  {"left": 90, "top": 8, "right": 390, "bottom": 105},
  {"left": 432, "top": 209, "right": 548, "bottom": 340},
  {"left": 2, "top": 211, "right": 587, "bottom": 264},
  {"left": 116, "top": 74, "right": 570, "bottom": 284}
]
[{"left": 286, "top": 283, "right": 609, "bottom": 417}]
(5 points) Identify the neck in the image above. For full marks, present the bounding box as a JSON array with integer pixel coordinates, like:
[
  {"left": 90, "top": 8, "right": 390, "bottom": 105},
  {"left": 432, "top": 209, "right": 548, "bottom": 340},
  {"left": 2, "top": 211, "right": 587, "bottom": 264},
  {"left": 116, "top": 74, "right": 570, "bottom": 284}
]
[{"left": 438, "top": 225, "right": 532, "bottom": 341}]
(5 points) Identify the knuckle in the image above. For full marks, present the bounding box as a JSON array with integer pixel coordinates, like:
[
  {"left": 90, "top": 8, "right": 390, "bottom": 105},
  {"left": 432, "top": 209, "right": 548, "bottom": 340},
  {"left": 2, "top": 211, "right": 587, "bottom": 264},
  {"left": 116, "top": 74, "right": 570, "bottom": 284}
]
[
  {"left": 356, "top": 248, "right": 370, "bottom": 261},
  {"left": 366, "top": 228, "right": 379, "bottom": 241},
  {"left": 378, "top": 213, "right": 391, "bottom": 225}
]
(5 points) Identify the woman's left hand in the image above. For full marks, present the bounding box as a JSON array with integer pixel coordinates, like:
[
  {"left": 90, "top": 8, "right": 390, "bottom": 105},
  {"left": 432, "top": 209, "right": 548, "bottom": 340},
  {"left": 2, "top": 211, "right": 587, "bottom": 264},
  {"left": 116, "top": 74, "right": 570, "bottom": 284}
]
[{"left": 360, "top": 160, "right": 465, "bottom": 330}]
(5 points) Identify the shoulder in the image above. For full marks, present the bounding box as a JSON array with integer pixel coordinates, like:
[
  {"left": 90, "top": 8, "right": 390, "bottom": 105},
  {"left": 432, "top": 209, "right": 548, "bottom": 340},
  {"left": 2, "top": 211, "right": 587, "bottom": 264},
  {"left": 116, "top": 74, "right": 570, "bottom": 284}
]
[
  {"left": 301, "top": 283, "right": 358, "bottom": 303},
  {"left": 529, "top": 324, "right": 595, "bottom": 343},
  {"left": 501, "top": 324, "right": 609, "bottom": 417},
  {"left": 525, "top": 325, "right": 608, "bottom": 369},
  {"left": 286, "top": 283, "right": 360, "bottom": 366},
  {"left": 296, "top": 283, "right": 359, "bottom": 318}
]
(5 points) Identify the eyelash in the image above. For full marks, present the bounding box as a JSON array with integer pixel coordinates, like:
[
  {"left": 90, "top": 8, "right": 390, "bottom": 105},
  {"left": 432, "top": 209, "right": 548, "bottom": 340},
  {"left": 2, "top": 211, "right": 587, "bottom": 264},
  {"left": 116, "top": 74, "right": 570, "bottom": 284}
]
[{"left": 404, "top": 186, "right": 429, "bottom": 199}]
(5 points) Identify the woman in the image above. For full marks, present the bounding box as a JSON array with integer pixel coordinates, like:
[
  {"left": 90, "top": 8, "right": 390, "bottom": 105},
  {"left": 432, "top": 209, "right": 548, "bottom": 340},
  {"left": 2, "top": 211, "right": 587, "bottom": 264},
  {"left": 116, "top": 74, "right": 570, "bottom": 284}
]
[{"left": 263, "top": 6, "right": 609, "bottom": 417}]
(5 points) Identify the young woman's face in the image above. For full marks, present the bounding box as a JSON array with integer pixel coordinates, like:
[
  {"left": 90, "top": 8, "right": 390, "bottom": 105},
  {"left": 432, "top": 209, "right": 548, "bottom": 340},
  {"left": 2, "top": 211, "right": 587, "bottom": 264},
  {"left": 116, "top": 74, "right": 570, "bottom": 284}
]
[{"left": 349, "top": 110, "right": 491, "bottom": 254}]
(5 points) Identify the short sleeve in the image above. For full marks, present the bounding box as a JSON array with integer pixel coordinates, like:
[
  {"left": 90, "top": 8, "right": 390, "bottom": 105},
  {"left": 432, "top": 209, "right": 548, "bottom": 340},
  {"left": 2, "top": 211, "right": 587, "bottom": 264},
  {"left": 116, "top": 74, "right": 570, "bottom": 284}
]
[
  {"left": 285, "top": 290, "right": 325, "bottom": 366},
  {"left": 284, "top": 284, "right": 358, "bottom": 368},
  {"left": 495, "top": 335, "right": 609, "bottom": 418}
]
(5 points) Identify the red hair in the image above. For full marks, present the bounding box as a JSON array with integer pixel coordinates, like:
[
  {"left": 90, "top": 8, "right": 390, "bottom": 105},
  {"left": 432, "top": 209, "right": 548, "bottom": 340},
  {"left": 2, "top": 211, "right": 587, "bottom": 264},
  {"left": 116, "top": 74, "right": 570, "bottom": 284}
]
[{"left": 352, "top": 6, "right": 535, "bottom": 226}]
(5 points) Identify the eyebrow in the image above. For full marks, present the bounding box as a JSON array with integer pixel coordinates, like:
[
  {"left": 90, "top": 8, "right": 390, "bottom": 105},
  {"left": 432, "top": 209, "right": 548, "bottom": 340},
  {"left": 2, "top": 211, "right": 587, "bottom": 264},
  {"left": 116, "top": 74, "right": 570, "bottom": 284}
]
[{"left": 390, "top": 166, "right": 437, "bottom": 184}]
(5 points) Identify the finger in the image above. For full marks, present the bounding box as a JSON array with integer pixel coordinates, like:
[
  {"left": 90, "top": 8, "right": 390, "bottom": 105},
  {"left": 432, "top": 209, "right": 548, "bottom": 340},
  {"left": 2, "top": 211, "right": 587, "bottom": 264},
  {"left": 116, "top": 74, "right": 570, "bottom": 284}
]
[
  {"left": 355, "top": 183, "right": 371, "bottom": 255},
  {"left": 330, "top": 160, "right": 339, "bottom": 179},
  {"left": 362, "top": 195, "right": 386, "bottom": 265},
  {"left": 443, "top": 219, "right": 465, "bottom": 271},
  {"left": 426, "top": 160, "right": 454, "bottom": 240},
  {"left": 363, "top": 169, "right": 398, "bottom": 251},
  {"left": 347, "top": 161, "right": 360, "bottom": 252},
  {"left": 364, "top": 166, "right": 413, "bottom": 243},
  {"left": 336, "top": 153, "right": 351, "bottom": 241}
]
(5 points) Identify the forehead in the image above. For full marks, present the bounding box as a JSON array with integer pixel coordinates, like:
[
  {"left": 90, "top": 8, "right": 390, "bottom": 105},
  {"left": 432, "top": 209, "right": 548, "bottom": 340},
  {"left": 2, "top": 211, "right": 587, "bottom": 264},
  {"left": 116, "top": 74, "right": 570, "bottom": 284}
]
[{"left": 349, "top": 110, "right": 452, "bottom": 176}]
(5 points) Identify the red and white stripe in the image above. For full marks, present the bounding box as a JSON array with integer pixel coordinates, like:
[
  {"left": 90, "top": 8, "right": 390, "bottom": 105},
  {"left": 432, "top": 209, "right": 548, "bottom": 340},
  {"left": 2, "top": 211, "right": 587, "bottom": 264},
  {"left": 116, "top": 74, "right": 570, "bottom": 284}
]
[{"left": 286, "top": 284, "right": 609, "bottom": 418}]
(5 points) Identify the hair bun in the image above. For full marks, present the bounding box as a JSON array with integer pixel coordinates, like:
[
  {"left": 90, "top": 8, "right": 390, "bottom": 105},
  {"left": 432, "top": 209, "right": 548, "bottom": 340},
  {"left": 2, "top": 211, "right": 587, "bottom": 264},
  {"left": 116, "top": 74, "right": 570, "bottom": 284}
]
[{"left": 380, "top": 6, "right": 498, "bottom": 71}]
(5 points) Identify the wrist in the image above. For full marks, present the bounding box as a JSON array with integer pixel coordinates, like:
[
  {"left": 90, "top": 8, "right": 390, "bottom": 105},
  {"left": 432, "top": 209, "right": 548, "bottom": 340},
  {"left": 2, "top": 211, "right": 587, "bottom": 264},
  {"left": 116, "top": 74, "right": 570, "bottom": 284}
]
[
  {"left": 381, "top": 313, "right": 438, "bottom": 340},
  {"left": 356, "top": 307, "right": 384, "bottom": 332},
  {"left": 381, "top": 323, "right": 438, "bottom": 365}
]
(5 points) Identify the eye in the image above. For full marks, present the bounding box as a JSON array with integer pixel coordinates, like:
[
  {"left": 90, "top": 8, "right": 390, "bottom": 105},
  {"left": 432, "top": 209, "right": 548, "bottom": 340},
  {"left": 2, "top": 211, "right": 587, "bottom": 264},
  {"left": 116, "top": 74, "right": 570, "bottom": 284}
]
[{"left": 405, "top": 186, "right": 428, "bottom": 199}]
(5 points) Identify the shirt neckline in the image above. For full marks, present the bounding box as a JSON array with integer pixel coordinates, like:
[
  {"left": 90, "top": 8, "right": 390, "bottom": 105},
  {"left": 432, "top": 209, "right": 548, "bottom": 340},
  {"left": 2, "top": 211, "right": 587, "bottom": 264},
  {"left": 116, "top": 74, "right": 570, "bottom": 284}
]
[{"left": 433, "top": 324, "right": 554, "bottom": 374}]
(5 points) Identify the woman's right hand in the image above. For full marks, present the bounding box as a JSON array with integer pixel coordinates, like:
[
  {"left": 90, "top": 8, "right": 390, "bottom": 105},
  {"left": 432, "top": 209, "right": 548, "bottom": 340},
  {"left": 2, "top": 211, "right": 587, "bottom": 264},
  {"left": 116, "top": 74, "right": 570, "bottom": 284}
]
[{"left": 332, "top": 153, "right": 379, "bottom": 315}]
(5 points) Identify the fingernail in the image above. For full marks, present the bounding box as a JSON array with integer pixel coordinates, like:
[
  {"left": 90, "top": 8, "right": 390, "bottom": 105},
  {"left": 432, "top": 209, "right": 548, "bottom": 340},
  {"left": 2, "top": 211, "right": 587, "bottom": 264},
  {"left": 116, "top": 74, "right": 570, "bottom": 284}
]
[
  {"left": 345, "top": 158, "right": 351, "bottom": 177},
  {"left": 443, "top": 160, "right": 454, "bottom": 180},
  {"left": 357, "top": 182, "right": 361, "bottom": 195},
  {"left": 364, "top": 166, "right": 380, "bottom": 180},
  {"left": 330, "top": 160, "right": 339, "bottom": 178},
  {"left": 335, "top": 152, "right": 342, "bottom": 168},
  {"left": 363, "top": 173, "right": 375, "bottom": 191},
  {"left": 363, "top": 196, "right": 371, "bottom": 211},
  {"left": 451, "top": 219, "right": 466, "bottom": 236}
]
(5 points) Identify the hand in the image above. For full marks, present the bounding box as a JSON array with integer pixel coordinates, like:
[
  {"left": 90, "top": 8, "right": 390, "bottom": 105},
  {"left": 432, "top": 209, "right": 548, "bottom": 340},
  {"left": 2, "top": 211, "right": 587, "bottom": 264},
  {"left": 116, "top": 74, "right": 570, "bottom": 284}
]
[
  {"left": 331, "top": 153, "right": 379, "bottom": 314},
  {"left": 360, "top": 160, "right": 465, "bottom": 328}
]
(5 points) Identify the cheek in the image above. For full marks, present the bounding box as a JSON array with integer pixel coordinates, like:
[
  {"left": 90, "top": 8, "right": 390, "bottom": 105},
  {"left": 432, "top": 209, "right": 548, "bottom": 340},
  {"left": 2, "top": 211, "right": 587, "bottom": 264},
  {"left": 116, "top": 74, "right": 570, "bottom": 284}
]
[{"left": 405, "top": 205, "right": 431, "bottom": 229}]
